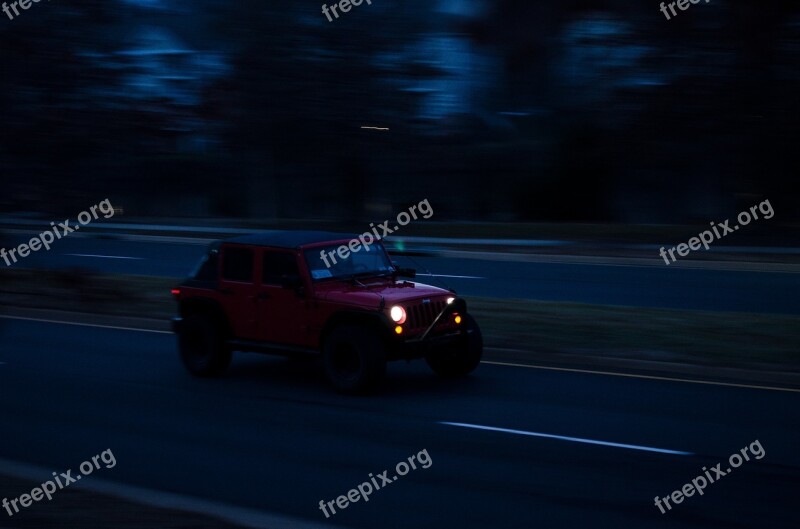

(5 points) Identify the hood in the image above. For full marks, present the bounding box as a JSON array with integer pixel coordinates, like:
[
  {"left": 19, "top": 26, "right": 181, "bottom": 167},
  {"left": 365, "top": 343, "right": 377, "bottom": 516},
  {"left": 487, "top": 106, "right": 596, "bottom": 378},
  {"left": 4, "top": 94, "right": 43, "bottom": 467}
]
[{"left": 315, "top": 278, "right": 452, "bottom": 309}]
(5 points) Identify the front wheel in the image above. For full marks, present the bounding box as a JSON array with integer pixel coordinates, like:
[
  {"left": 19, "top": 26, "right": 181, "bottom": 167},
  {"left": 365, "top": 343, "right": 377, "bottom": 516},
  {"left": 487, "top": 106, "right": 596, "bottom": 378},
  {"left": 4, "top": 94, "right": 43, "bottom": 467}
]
[
  {"left": 323, "top": 325, "right": 386, "bottom": 393},
  {"left": 425, "top": 314, "right": 483, "bottom": 378},
  {"left": 178, "top": 314, "right": 232, "bottom": 377}
]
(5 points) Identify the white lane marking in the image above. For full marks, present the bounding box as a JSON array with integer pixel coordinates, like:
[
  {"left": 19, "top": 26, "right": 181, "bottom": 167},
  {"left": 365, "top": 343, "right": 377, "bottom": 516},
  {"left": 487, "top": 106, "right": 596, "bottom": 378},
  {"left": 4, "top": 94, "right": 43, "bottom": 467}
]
[
  {"left": 443, "top": 250, "right": 800, "bottom": 273},
  {"left": 481, "top": 360, "right": 800, "bottom": 394},
  {"left": 0, "top": 457, "right": 343, "bottom": 529},
  {"left": 415, "top": 273, "right": 484, "bottom": 279},
  {"left": 65, "top": 254, "right": 145, "bottom": 260},
  {"left": 440, "top": 422, "right": 693, "bottom": 456},
  {"left": 0, "top": 315, "right": 171, "bottom": 334}
]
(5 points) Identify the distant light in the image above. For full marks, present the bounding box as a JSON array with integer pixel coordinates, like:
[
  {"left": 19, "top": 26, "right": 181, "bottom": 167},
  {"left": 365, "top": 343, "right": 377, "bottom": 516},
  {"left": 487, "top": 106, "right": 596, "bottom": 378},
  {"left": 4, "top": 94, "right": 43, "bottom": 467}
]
[
  {"left": 171, "top": 288, "right": 181, "bottom": 297},
  {"left": 360, "top": 126, "right": 390, "bottom": 131}
]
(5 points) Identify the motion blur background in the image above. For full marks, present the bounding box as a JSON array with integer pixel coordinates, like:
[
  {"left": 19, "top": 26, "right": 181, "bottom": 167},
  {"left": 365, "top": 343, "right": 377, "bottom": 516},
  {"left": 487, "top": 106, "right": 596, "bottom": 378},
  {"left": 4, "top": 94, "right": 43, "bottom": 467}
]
[
  {"left": 3, "top": 4, "right": 800, "bottom": 529},
  {"left": 2, "top": 0, "right": 798, "bottom": 224}
]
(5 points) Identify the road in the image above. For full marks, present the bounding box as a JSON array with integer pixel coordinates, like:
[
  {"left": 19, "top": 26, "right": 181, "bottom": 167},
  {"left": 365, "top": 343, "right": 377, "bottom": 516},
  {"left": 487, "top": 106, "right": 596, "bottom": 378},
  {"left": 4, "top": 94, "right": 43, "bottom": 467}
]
[
  {"left": 6, "top": 235, "right": 800, "bottom": 314},
  {"left": 1, "top": 319, "right": 798, "bottom": 528}
]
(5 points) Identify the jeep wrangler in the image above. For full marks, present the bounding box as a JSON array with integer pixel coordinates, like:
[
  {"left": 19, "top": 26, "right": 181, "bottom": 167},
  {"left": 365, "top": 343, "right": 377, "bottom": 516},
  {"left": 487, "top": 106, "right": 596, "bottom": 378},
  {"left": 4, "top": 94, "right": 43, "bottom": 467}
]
[{"left": 171, "top": 231, "right": 482, "bottom": 392}]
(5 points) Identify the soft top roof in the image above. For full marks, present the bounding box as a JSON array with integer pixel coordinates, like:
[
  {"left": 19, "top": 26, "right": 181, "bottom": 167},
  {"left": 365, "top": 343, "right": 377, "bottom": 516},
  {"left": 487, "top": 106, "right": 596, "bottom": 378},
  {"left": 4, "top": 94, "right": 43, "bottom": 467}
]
[{"left": 225, "top": 231, "right": 358, "bottom": 249}]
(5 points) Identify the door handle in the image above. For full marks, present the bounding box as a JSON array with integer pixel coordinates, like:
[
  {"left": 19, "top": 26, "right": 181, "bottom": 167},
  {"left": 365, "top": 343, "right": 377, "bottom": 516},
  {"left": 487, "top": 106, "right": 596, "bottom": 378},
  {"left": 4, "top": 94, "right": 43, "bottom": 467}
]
[
  {"left": 219, "top": 288, "right": 234, "bottom": 295},
  {"left": 256, "top": 292, "right": 271, "bottom": 300}
]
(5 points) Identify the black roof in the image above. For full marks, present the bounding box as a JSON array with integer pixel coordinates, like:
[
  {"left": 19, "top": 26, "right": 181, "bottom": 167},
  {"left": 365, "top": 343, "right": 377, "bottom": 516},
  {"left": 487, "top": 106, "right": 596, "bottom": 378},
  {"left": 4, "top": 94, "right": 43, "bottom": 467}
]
[{"left": 225, "top": 231, "right": 358, "bottom": 249}]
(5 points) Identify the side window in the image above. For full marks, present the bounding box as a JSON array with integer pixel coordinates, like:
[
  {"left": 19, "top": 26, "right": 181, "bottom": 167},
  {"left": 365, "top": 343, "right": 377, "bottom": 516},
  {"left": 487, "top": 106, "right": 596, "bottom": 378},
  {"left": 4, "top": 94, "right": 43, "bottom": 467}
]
[
  {"left": 262, "top": 251, "right": 299, "bottom": 286},
  {"left": 222, "top": 247, "right": 254, "bottom": 283}
]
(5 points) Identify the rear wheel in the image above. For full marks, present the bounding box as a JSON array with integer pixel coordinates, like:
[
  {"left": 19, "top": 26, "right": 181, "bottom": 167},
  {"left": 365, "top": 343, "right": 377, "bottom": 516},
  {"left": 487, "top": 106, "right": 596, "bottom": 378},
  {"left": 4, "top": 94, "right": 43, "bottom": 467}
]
[
  {"left": 178, "top": 314, "right": 232, "bottom": 377},
  {"left": 323, "top": 325, "right": 386, "bottom": 393},
  {"left": 425, "top": 314, "right": 482, "bottom": 378}
]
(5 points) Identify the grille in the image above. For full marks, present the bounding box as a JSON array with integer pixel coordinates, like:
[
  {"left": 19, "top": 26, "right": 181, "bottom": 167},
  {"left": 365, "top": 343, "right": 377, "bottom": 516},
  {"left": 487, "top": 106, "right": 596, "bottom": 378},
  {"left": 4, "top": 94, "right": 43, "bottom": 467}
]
[{"left": 406, "top": 299, "right": 447, "bottom": 330}]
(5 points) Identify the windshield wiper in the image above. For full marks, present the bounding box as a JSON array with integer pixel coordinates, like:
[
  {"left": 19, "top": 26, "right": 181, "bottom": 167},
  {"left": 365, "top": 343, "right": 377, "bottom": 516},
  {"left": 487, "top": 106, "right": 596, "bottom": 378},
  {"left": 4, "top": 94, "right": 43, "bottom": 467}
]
[{"left": 346, "top": 271, "right": 391, "bottom": 284}]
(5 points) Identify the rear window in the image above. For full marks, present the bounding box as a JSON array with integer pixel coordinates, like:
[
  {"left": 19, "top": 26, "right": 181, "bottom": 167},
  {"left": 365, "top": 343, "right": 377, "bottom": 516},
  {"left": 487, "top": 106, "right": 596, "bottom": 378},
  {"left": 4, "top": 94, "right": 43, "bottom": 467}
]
[{"left": 222, "top": 247, "right": 254, "bottom": 282}]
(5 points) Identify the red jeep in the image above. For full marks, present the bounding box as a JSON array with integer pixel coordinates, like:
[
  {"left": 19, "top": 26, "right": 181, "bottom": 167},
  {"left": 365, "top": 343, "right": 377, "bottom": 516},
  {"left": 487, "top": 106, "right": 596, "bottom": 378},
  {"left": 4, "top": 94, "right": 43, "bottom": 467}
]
[{"left": 171, "top": 231, "right": 482, "bottom": 392}]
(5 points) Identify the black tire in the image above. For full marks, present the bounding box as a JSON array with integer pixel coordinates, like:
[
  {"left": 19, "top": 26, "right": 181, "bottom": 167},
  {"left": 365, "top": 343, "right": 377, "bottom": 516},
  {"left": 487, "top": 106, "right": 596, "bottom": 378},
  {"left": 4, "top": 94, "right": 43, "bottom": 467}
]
[
  {"left": 425, "top": 314, "right": 483, "bottom": 378},
  {"left": 323, "top": 325, "right": 386, "bottom": 393},
  {"left": 178, "top": 314, "right": 232, "bottom": 377}
]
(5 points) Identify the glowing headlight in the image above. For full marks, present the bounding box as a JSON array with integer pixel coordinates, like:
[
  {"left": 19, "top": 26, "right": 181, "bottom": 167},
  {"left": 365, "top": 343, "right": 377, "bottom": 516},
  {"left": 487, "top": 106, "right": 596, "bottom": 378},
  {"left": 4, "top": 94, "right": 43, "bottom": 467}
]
[
  {"left": 446, "top": 297, "right": 455, "bottom": 305},
  {"left": 390, "top": 305, "right": 407, "bottom": 324}
]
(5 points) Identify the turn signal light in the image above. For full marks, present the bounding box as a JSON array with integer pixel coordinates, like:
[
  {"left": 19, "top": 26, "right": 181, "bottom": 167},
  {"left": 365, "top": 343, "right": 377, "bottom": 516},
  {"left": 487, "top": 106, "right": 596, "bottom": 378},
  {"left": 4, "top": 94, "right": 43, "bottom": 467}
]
[
  {"left": 454, "top": 315, "right": 462, "bottom": 325},
  {"left": 395, "top": 326, "right": 403, "bottom": 335}
]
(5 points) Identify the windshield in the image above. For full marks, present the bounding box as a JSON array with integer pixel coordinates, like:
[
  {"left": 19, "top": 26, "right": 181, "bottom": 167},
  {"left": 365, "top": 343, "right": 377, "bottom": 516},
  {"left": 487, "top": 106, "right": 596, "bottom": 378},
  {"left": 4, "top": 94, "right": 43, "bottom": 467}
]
[{"left": 305, "top": 242, "right": 395, "bottom": 281}]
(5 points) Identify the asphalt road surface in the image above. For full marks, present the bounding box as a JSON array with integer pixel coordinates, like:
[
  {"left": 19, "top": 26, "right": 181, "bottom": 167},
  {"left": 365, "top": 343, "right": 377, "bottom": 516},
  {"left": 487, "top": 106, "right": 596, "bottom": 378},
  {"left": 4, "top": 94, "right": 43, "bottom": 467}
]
[
  {"left": 6, "top": 235, "right": 800, "bottom": 314},
  {"left": 1, "top": 319, "right": 798, "bottom": 528}
]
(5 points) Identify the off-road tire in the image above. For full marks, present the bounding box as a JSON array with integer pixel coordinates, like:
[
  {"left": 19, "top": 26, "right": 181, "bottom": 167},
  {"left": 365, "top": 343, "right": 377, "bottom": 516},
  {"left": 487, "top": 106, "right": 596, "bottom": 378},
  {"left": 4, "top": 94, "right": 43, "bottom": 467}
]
[
  {"left": 179, "top": 314, "right": 232, "bottom": 377},
  {"left": 425, "top": 314, "right": 483, "bottom": 378}
]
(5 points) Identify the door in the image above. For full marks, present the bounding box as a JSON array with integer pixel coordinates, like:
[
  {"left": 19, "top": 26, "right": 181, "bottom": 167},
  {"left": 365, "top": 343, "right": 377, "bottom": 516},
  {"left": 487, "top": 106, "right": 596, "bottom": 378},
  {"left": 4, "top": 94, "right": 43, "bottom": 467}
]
[
  {"left": 257, "top": 250, "right": 311, "bottom": 346},
  {"left": 218, "top": 245, "right": 259, "bottom": 340}
]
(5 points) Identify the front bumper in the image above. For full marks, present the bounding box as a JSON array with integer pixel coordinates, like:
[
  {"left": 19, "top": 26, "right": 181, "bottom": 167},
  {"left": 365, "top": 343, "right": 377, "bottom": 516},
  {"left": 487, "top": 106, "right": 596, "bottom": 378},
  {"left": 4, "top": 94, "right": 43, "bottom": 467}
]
[
  {"left": 387, "top": 298, "right": 469, "bottom": 360},
  {"left": 388, "top": 327, "right": 468, "bottom": 360}
]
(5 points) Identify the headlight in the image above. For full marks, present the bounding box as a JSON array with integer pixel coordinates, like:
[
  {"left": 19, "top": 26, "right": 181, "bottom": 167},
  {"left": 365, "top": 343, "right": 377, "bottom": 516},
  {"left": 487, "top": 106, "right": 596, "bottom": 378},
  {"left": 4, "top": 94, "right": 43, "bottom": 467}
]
[
  {"left": 390, "top": 305, "right": 407, "bottom": 324},
  {"left": 446, "top": 297, "right": 455, "bottom": 305}
]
